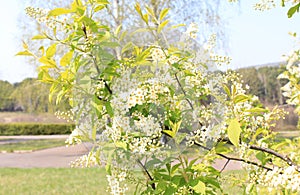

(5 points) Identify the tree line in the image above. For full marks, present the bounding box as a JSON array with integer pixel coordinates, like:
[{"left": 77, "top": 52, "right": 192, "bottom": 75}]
[
  {"left": 0, "top": 63, "right": 289, "bottom": 113},
  {"left": 0, "top": 78, "right": 69, "bottom": 113},
  {"left": 236, "top": 63, "right": 288, "bottom": 106}
]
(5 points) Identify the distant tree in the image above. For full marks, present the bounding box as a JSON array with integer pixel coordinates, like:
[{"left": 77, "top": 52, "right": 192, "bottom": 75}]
[
  {"left": 258, "top": 66, "right": 286, "bottom": 105},
  {"left": 11, "top": 78, "right": 70, "bottom": 113},
  {"left": 0, "top": 80, "right": 15, "bottom": 111},
  {"left": 237, "top": 67, "right": 264, "bottom": 97}
]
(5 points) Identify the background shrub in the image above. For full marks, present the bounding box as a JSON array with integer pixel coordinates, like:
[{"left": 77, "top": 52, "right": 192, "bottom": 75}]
[{"left": 0, "top": 123, "right": 74, "bottom": 135}]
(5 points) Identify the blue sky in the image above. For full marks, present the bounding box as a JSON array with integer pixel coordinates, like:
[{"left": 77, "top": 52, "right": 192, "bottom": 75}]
[{"left": 0, "top": 0, "right": 299, "bottom": 83}]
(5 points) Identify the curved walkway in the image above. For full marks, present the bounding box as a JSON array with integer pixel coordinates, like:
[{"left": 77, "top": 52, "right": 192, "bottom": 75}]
[
  {"left": 0, "top": 135, "right": 241, "bottom": 170},
  {"left": 0, "top": 143, "right": 92, "bottom": 168}
]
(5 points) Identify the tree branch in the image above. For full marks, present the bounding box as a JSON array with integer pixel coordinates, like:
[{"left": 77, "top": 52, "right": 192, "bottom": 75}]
[
  {"left": 249, "top": 145, "right": 300, "bottom": 172},
  {"left": 194, "top": 142, "right": 273, "bottom": 171},
  {"left": 174, "top": 73, "right": 194, "bottom": 110},
  {"left": 136, "top": 159, "right": 156, "bottom": 190}
]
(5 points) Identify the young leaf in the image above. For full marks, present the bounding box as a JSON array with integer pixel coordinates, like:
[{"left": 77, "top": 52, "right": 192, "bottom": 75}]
[
  {"left": 32, "top": 34, "right": 47, "bottom": 40},
  {"left": 233, "top": 94, "right": 249, "bottom": 104},
  {"left": 48, "top": 8, "right": 74, "bottom": 16},
  {"left": 227, "top": 118, "right": 242, "bottom": 147},
  {"left": 192, "top": 180, "right": 206, "bottom": 194},
  {"left": 46, "top": 44, "right": 57, "bottom": 58},
  {"left": 15, "top": 51, "right": 33, "bottom": 56},
  {"left": 287, "top": 3, "right": 300, "bottom": 18},
  {"left": 158, "top": 20, "right": 169, "bottom": 33},
  {"left": 60, "top": 50, "right": 74, "bottom": 66},
  {"left": 159, "top": 8, "right": 169, "bottom": 21}
]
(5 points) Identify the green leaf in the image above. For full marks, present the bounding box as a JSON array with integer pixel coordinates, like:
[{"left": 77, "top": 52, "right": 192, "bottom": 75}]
[
  {"left": 157, "top": 20, "right": 169, "bottom": 33},
  {"left": 46, "top": 44, "right": 57, "bottom": 58},
  {"left": 115, "top": 141, "right": 127, "bottom": 150},
  {"left": 222, "top": 84, "right": 231, "bottom": 96},
  {"left": 96, "top": 0, "right": 109, "bottom": 5},
  {"left": 15, "top": 51, "right": 33, "bottom": 56},
  {"left": 192, "top": 180, "right": 206, "bottom": 194},
  {"left": 159, "top": 8, "right": 169, "bottom": 21},
  {"left": 287, "top": 3, "right": 300, "bottom": 18},
  {"left": 48, "top": 8, "right": 74, "bottom": 16},
  {"left": 233, "top": 94, "right": 249, "bottom": 104},
  {"left": 94, "top": 5, "right": 105, "bottom": 12},
  {"left": 60, "top": 50, "right": 74, "bottom": 66},
  {"left": 245, "top": 107, "right": 267, "bottom": 113},
  {"left": 39, "top": 56, "right": 57, "bottom": 68},
  {"left": 227, "top": 118, "right": 242, "bottom": 147},
  {"left": 121, "top": 42, "right": 134, "bottom": 54},
  {"left": 162, "top": 120, "right": 182, "bottom": 138},
  {"left": 104, "top": 102, "right": 114, "bottom": 117},
  {"left": 32, "top": 34, "right": 47, "bottom": 40},
  {"left": 256, "top": 151, "right": 266, "bottom": 163}
]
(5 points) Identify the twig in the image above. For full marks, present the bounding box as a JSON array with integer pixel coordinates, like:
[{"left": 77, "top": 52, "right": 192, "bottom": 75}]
[
  {"left": 174, "top": 73, "right": 194, "bottom": 110},
  {"left": 194, "top": 142, "right": 272, "bottom": 171},
  {"left": 136, "top": 159, "right": 156, "bottom": 190},
  {"left": 220, "top": 159, "right": 230, "bottom": 173},
  {"left": 249, "top": 145, "right": 300, "bottom": 172}
]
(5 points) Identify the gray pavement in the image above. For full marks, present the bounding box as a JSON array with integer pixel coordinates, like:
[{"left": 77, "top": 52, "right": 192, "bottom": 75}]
[
  {"left": 0, "top": 143, "right": 92, "bottom": 168},
  {"left": 0, "top": 135, "right": 241, "bottom": 170}
]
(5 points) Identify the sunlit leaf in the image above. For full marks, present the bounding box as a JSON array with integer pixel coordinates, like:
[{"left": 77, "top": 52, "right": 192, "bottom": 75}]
[
  {"left": 233, "top": 94, "right": 249, "bottom": 104},
  {"left": 48, "top": 8, "right": 74, "bottom": 16},
  {"left": 32, "top": 34, "right": 47, "bottom": 40},
  {"left": 60, "top": 50, "right": 74, "bottom": 66},
  {"left": 159, "top": 8, "right": 169, "bottom": 21},
  {"left": 158, "top": 20, "right": 169, "bottom": 33},
  {"left": 227, "top": 118, "right": 242, "bottom": 147},
  {"left": 46, "top": 44, "right": 57, "bottom": 58},
  {"left": 15, "top": 51, "right": 33, "bottom": 56},
  {"left": 192, "top": 180, "right": 206, "bottom": 194}
]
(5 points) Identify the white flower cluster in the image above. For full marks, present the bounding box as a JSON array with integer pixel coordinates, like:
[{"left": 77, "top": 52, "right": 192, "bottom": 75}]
[
  {"left": 258, "top": 166, "right": 300, "bottom": 192},
  {"left": 65, "top": 127, "right": 82, "bottom": 145},
  {"left": 210, "top": 54, "right": 232, "bottom": 66},
  {"left": 151, "top": 47, "right": 166, "bottom": 62},
  {"left": 95, "top": 80, "right": 106, "bottom": 98},
  {"left": 129, "top": 137, "right": 158, "bottom": 154},
  {"left": 134, "top": 115, "right": 162, "bottom": 137},
  {"left": 106, "top": 172, "right": 128, "bottom": 195},
  {"left": 186, "top": 126, "right": 209, "bottom": 146},
  {"left": 70, "top": 151, "right": 98, "bottom": 168},
  {"left": 186, "top": 23, "right": 198, "bottom": 39},
  {"left": 55, "top": 110, "right": 74, "bottom": 122},
  {"left": 253, "top": 0, "right": 276, "bottom": 11},
  {"left": 128, "top": 79, "right": 171, "bottom": 108},
  {"left": 25, "top": 7, "right": 69, "bottom": 30}
]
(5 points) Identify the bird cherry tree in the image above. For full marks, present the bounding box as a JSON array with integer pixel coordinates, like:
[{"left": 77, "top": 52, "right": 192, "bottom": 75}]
[{"left": 18, "top": 0, "right": 300, "bottom": 194}]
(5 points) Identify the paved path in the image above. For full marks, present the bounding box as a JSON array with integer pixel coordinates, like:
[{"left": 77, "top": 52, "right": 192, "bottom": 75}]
[
  {"left": 0, "top": 143, "right": 92, "bottom": 168},
  {"left": 0, "top": 135, "right": 241, "bottom": 170}
]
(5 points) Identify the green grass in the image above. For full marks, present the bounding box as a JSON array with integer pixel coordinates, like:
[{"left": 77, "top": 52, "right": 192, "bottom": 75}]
[
  {"left": 0, "top": 168, "right": 138, "bottom": 195},
  {"left": 0, "top": 167, "right": 246, "bottom": 195},
  {"left": 0, "top": 139, "right": 66, "bottom": 152}
]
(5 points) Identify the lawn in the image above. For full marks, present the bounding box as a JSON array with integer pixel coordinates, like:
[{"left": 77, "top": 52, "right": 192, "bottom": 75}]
[
  {"left": 0, "top": 168, "right": 245, "bottom": 195},
  {"left": 0, "top": 139, "right": 66, "bottom": 152},
  {"left": 0, "top": 168, "right": 141, "bottom": 195}
]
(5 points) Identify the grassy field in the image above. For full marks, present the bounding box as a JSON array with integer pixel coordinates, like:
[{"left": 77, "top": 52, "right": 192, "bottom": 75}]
[
  {"left": 0, "top": 168, "right": 245, "bottom": 195},
  {"left": 0, "top": 168, "right": 143, "bottom": 195},
  {"left": 0, "top": 139, "right": 66, "bottom": 152}
]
